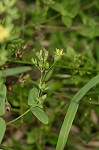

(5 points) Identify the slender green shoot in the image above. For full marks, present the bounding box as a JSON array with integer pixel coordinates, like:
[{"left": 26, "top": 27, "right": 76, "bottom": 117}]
[{"left": 56, "top": 74, "right": 99, "bottom": 150}]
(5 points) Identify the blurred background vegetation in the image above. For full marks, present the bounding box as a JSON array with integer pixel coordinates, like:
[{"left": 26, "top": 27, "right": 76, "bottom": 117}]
[{"left": 0, "top": 0, "right": 99, "bottom": 149}]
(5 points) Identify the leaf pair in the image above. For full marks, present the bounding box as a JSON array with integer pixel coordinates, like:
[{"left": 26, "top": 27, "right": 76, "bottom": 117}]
[{"left": 28, "top": 88, "right": 49, "bottom": 124}]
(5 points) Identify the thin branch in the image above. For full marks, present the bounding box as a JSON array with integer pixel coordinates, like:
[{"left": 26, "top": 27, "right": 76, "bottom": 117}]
[{"left": 7, "top": 109, "right": 30, "bottom": 125}]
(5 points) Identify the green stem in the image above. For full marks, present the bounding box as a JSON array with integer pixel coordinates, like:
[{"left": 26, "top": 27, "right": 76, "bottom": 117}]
[
  {"left": 7, "top": 59, "right": 33, "bottom": 65},
  {"left": 85, "top": 100, "right": 99, "bottom": 105},
  {"left": 38, "top": 71, "right": 43, "bottom": 96},
  {"left": 7, "top": 60, "right": 99, "bottom": 73},
  {"left": 7, "top": 109, "right": 30, "bottom": 125},
  {"left": 24, "top": 14, "right": 60, "bottom": 29},
  {"left": 38, "top": 61, "right": 54, "bottom": 97},
  {"left": 58, "top": 65, "right": 98, "bottom": 73},
  {"left": 44, "top": 14, "right": 60, "bottom": 23},
  {"left": 81, "top": 1, "right": 96, "bottom": 11},
  {"left": 42, "top": 60, "right": 57, "bottom": 83},
  {"left": 19, "top": 87, "right": 23, "bottom": 123}
]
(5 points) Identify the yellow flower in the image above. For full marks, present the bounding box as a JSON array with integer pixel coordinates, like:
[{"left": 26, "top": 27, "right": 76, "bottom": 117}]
[
  {"left": 0, "top": 25, "right": 10, "bottom": 42},
  {"left": 55, "top": 48, "right": 63, "bottom": 56}
]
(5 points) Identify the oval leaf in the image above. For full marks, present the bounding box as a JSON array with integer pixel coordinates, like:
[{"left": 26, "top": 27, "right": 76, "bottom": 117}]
[
  {"left": 30, "top": 107, "right": 49, "bottom": 124},
  {"left": 28, "top": 88, "right": 38, "bottom": 106},
  {"left": 0, "top": 118, "right": 6, "bottom": 144},
  {"left": 0, "top": 84, "right": 7, "bottom": 116}
]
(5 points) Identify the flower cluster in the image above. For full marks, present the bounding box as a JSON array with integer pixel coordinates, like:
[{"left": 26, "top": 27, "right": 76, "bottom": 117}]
[
  {"left": 55, "top": 48, "right": 63, "bottom": 56},
  {"left": 54, "top": 48, "right": 63, "bottom": 61}
]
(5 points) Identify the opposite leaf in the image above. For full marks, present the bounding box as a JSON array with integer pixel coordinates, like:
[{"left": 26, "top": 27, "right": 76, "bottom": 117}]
[
  {"left": 30, "top": 106, "right": 49, "bottom": 124},
  {"left": 28, "top": 88, "right": 39, "bottom": 107},
  {"left": 0, "top": 84, "right": 7, "bottom": 116},
  {"left": 0, "top": 118, "right": 6, "bottom": 144}
]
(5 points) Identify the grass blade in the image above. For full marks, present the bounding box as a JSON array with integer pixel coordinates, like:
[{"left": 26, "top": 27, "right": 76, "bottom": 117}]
[
  {"left": 0, "top": 66, "right": 32, "bottom": 77},
  {"left": 56, "top": 102, "right": 78, "bottom": 150},
  {"left": 56, "top": 74, "right": 99, "bottom": 150},
  {"left": 72, "top": 74, "right": 99, "bottom": 103}
]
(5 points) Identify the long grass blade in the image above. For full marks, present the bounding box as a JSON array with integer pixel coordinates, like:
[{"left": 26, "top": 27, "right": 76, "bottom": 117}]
[
  {"left": 0, "top": 66, "right": 32, "bottom": 77},
  {"left": 56, "top": 74, "right": 99, "bottom": 150},
  {"left": 56, "top": 102, "right": 78, "bottom": 150},
  {"left": 72, "top": 74, "right": 99, "bottom": 103}
]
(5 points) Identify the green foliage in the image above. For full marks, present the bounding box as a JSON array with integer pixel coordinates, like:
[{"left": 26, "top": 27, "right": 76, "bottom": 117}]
[
  {"left": 0, "top": 0, "right": 99, "bottom": 149},
  {"left": 0, "top": 66, "right": 32, "bottom": 77},
  {"left": 0, "top": 50, "right": 8, "bottom": 66},
  {"left": 56, "top": 102, "right": 78, "bottom": 150},
  {"left": 0, "top": 145, "right": 14, "bottom": 150},
  {"left": 0, "top": 118, "right": 6, "bottom": 144},
  {"left": 56, "top": 74, "right": 99, "bottom": 150},
  {"left": 28, "top": 87, "right": 49, "bottom": 124},
  {"left": 28, "top": 88, "right": 39, "bottom": 107},
  {"left": 0, "top": 84, "right": 7, "bottom": 116},
  {"left": 30, "top": 106, "right": 49, "bottom": 124}
]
